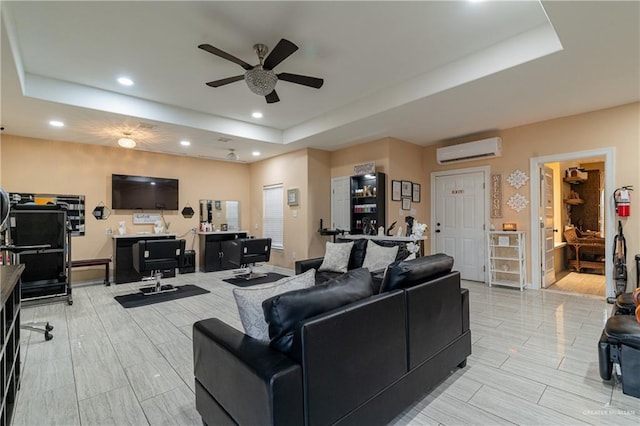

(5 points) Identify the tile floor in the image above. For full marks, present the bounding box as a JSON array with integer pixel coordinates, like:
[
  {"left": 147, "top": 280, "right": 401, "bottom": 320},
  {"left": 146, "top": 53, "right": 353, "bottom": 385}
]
[{"left": 13, "top": 270, "right": 640, "bottom": 425}]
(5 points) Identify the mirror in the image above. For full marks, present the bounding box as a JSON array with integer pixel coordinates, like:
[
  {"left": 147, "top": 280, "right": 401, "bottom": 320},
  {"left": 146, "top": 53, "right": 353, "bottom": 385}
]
[{"left": 199, "top": 200, "right": 240, "bottom": 231}]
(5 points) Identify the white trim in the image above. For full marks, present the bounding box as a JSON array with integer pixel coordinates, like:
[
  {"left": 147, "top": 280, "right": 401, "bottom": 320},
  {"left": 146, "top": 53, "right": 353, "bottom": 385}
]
[
  {"left": 430, "top": 166, "right": 491, "bottom": 283},
  {"left": 529, "top": 147, "right": 615, "bottom": 297}
]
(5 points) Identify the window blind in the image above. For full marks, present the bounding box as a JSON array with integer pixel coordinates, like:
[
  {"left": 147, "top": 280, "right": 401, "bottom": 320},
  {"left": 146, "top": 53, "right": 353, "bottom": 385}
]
[{"left": 263, "top": 184, "right": 284, "bottom": 249}]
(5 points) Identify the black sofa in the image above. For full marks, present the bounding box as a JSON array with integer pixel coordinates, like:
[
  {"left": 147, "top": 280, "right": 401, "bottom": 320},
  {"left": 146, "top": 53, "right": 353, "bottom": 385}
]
[
  {"left": 295, "top": 237, "right": 410, "bottom": 285},
  {"left": 193, "top": 254, "right": 471, "bottom": 426}
]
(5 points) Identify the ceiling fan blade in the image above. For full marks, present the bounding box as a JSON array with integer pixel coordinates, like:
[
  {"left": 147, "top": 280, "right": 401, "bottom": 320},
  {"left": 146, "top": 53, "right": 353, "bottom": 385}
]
[
  {"left": 265, "top": 90, "right": 280, "bottom": 104},
  {"left": 198, "top": 44, "right": 254, "bottom": 71},
  {"left": 277, "top": 73, "right": 324, "bottom": 89},
  {"left": 263, "top": 39, "right": 298, "bottom": 70},
  {"left": 205, "top": 75, "right": 245, "bottom": 88}
]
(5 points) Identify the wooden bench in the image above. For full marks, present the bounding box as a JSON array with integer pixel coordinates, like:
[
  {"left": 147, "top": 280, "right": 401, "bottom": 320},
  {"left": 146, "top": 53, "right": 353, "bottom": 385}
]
[{"left": 71, "top": 258, "right": 111, "bottom": 286}]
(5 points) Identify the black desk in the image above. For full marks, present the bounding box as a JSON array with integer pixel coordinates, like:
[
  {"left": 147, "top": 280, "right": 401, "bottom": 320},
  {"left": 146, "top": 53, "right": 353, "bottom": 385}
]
[{"left": 112, "top": 234, "right": 176, "bottom": 284}]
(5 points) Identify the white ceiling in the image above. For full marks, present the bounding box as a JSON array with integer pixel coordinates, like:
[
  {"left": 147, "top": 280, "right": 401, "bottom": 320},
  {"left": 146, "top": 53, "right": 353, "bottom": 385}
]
[{"left": 1, "top": 1, "right": 638, "bottom": 163}]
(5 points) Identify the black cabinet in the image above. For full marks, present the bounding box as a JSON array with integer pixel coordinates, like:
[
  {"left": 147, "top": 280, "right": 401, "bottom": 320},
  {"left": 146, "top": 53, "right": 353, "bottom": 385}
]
[
  {"left": 112, "top": 234, "right": 176, "bottom": 284},
  {"left": 199, "top": 232, "right": 247, "bottom": 272},
  {"left": 350, "top": 172, "right": 386, "bottom": 234}
]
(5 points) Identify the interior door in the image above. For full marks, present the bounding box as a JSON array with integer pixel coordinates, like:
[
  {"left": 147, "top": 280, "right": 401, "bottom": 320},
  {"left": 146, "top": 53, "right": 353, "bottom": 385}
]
[
  {"left": 434, "top": 171, "right": 486, "bottom": 282},
  {"left": 541, "top": 166, "right": 556, "bottom": 287},
  {"left": 331, "top": 176, "right": 351, "bottom": 231}
]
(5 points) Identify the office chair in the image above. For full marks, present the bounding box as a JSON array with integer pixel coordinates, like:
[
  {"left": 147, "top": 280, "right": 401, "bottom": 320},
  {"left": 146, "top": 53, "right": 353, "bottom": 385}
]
[
  {"left": 221, "top": 238, "right": 272, "bottom": 280},
  {"left": 132, "top": 239, "right": 186, "bottom": 295}
]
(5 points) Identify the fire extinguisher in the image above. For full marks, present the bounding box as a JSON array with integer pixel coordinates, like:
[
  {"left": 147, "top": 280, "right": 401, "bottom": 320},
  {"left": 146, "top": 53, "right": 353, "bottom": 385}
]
[{"left": 614, "top": 186, "right": 633, "bottom": 217}]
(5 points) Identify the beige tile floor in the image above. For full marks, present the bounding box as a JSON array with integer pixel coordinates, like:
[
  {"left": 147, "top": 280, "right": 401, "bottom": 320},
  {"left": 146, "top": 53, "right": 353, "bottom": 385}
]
[{"left": 13, "top": 270, "right": 640, "bottom": 426}]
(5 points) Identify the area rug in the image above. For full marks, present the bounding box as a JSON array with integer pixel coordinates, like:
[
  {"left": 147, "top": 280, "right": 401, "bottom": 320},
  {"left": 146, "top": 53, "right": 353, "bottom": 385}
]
[
  {"left": 223, "top": 273, "right": 288, "bottom": 287},
  {"left": 114, "top": 285, "right": 210, "bottom": 308}
]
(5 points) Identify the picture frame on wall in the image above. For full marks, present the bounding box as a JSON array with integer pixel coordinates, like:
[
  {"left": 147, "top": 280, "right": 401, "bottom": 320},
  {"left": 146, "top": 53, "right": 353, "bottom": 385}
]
[
  {"left": 412, "top": 183, "right": 421, "bottom": 203},
  {"left": 287, "top": 188, "right": 299, "bottom": 206},
  {"left": 402, "top": 197, "right": 411, "bottom": 211},
  {"left": 392, "top": 180, "right": 402, "bottom": 201},
  {"left": 401, "top": 181, "right": 412, "bottom": 197}
]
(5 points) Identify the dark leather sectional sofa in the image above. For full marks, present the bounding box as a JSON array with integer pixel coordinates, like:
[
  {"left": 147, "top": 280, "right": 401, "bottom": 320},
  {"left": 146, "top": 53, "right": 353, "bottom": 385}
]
[{"left": 193, "top": 254, "right": 471, "bottom": 425}]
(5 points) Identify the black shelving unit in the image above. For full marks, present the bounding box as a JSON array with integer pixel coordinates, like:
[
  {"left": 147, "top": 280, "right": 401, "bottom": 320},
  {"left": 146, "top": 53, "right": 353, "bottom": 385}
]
[{"left": 350, "top": 172, "right": 386, "bottom": 234}]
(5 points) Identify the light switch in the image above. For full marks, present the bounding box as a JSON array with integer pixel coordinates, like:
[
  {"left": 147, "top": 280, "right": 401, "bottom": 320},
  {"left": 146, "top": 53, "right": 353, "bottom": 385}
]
[{"left": 292, "top": 210, "right": 298, "bottom": 217}]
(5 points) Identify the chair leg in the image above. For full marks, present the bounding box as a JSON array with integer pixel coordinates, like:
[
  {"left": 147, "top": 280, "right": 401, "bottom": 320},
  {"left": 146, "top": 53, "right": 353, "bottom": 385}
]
[
  {"left": 140, "top": 270, "right": 178, "bottom": 295},
  {"left": 21, "top": 321, "right": 54, "bottom": 341}
]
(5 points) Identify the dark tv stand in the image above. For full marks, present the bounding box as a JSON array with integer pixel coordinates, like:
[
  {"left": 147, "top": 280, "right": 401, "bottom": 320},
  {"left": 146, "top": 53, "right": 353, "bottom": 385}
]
[{"left": 112, "top": 234, "right": 176, "bottom": 284}]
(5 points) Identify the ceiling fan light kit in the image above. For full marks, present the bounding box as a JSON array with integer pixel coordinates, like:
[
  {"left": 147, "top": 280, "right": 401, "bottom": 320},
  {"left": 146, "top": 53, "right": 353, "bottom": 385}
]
[
  {"left": 198, "top": 38, "right": 323, "bottom": 103},
  {"left": 118, "top": 137, "right": 136, "bottom": 148}
]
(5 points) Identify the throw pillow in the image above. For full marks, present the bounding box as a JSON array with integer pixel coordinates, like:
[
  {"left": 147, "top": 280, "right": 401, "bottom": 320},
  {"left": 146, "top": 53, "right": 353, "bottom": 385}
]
[
  {"left": 262, "top": 268, "right": 374, "bottom": 355},
  {"left": 233, "top": 269, "right": 316, "bottom": 341},
  {"left": 362, "top": 240, "right": 399, "bottom": 272},
  {"left": 318, "top": 241, "right": 354, "bottom": 273}
]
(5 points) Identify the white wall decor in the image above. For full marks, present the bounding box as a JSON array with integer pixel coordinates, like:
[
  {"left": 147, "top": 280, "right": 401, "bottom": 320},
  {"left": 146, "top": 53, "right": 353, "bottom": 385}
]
[
  {"left": 507, "top": 193, "right": 529, "bottom": 213},
  {"left": 507, "top": 169, "right": 529, "bottom": 189}
]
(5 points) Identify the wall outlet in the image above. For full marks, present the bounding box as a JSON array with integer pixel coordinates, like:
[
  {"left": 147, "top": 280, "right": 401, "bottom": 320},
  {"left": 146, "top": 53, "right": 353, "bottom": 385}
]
[
  {"left": 190, "top": 227, "right": 197, "bottom": 234},
  {"left": 255, "top": 223, "right": 259, "bottom": 230},
  {"left": 105, "top": 227, "right": 113, "bottom": 235},
  {"left": 292, "top": 251, "right": 296, "bottom": 260}
]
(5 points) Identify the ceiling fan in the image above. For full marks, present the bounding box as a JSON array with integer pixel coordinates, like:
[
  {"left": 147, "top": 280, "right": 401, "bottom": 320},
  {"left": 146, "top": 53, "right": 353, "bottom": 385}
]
[{"left": 198, "top": 39, "right": 324, "bottom": 104}]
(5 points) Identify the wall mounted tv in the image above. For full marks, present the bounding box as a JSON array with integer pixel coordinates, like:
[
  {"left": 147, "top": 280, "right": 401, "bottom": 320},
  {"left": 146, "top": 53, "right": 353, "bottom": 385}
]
[{"left": 111, "top": 174, "right": 179, "bottom": 210}]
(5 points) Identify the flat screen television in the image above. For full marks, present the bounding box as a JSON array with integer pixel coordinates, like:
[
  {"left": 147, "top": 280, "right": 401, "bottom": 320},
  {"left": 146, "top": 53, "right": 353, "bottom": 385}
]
[{"left": 111, "top": 174, "right": 179, "bottom": 210}]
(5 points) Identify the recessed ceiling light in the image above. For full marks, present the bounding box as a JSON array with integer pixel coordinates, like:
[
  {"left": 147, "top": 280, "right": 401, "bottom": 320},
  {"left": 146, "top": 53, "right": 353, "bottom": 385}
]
[
  {"left": 252, "top": 151, "right": 261, "bottom": 156},
  {"left": 49, "top": 120, "right": 64, "bottom": 127},
  {"left": 252, "top": 112, "right": 263, "bottom": 119},
  {"left": 117, "top": 77, "right": 134, "bottom": 86},
  {"left": 180, "top": 140, "right": 191, "bottom": 146}
]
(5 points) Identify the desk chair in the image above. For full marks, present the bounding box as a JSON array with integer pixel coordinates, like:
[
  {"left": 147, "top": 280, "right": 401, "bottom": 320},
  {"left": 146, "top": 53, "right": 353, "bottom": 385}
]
[
  {"left": 132, "top": 239, "right": 186, "bottom": 295},
  {"left": 222, "top": 238, "right": 271, "bottom": 280}
]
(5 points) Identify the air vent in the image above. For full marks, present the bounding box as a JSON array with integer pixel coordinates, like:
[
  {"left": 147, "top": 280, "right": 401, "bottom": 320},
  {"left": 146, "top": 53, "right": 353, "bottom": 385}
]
[
  {"left": 137, "top": 122, "right": 156, "bottom": 129},
  {"left": 217, "top": 137, "right": 232, "bottom": 143}
]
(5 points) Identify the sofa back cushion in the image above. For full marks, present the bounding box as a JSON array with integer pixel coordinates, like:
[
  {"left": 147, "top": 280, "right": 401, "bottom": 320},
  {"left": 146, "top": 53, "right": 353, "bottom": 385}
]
[
  {"left": 380, "top": 253, "right": 454, "bottom": 293},
  {"left": 262, "top": 268, "right": 374, "bottom": 354},
  {"left": 318, "top": 241, "right": 354, "bottom": 273}
]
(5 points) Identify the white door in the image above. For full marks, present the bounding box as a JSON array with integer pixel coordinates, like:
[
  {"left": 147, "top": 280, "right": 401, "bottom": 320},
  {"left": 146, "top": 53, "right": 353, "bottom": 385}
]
[
  {"left": 331, "top": 176, "right": 351, "bottom": 231},
  {"left": 434, "top": 171, "right": 486, "bottom": 282},
  {"left": 541, "top": 166, "right": 556, "bottom": 287}
]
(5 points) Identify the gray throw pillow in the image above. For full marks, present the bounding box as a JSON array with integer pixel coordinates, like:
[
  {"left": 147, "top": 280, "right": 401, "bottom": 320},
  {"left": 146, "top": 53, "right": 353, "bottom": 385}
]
[
  {"left": 362, "top": 240, "right": 399, "bottom": 272},
  {"left": 233, "top": 268, "right": 316, "bottom": 341},
  {"left": 318, "top": 241, "right": 354, "bottom": 273}
]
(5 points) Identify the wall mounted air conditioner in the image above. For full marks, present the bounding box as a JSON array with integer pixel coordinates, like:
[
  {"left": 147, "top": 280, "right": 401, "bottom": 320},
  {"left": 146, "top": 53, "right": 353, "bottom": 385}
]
[{"left": 436, "top": 137, "right": 502, "bottom": 164}]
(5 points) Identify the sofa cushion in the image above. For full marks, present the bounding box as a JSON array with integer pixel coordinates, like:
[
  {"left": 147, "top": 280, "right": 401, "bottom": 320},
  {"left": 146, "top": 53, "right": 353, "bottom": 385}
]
[
  {"left": 318, "top": 241, "right": 354, "bottom": 273},
  {"left": 262, "top": 268, "right": 375, "bottom": 354},
  {"left": 362, "top": 240, "right": 399, "bottom": 272},
  {"left": 380, "top": 253, "right": 454, "bottom": 293},
  {"left": 336, "top": 238, "right": 368, "bottom": 269},
  {"left": 232, "top": 269, "right": 316, "bottom": 341}
]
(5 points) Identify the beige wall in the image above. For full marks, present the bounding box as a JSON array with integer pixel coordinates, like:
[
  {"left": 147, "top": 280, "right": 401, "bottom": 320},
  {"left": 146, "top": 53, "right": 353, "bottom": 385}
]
[
  {"left": 249, "top": 148, "right": 310, "bottom": 269},
  {"left": 424, "top": 102, "right": 640, "bottom": 286},
  {"left": 1, "top": 135, "right": 251, "bottom": 281},
  {"left": 2, "top": 102, "right": 638, "bottom": 287}
]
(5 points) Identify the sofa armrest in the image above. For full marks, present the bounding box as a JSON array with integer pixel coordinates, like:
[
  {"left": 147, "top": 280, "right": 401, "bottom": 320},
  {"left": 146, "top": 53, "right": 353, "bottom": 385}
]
[
  {"left": 295, "top": 257, "right": 324, "bottom": 274},
  {"left": 461, "top": 288, "right": 470, "bottom": 333},
  {"left": 193, "top": 318, "right": 303, "bottom": 426}
]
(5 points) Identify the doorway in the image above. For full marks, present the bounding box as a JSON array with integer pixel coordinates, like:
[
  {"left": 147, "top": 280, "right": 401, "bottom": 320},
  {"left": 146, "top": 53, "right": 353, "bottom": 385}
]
[
  {"left": 530, "top": 148, "right": 615, "bottom": 298},
  {"left": 431, "top": 166, "right": 489, "bottom": 282}
]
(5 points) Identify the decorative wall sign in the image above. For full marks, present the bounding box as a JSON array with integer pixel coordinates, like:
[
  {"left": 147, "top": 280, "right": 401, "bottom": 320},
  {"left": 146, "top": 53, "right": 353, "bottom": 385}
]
[
  {"left": 507, "top": 169, "right": 529, "bottom": 189},
  {"left": 402, "top": 198, "right": 411, "bottom": 210},
  {"left": 353, "top": 162, "right": 375, "bottom": 176},
  {"left": 133, "top": 213, "right": 161, "bottom": 224},
  {"left": 507, "top": 193, "right": 529, "bottom": 213},
  {"left": 491, "top": 174, "right": 502, "bottom": 218}
]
